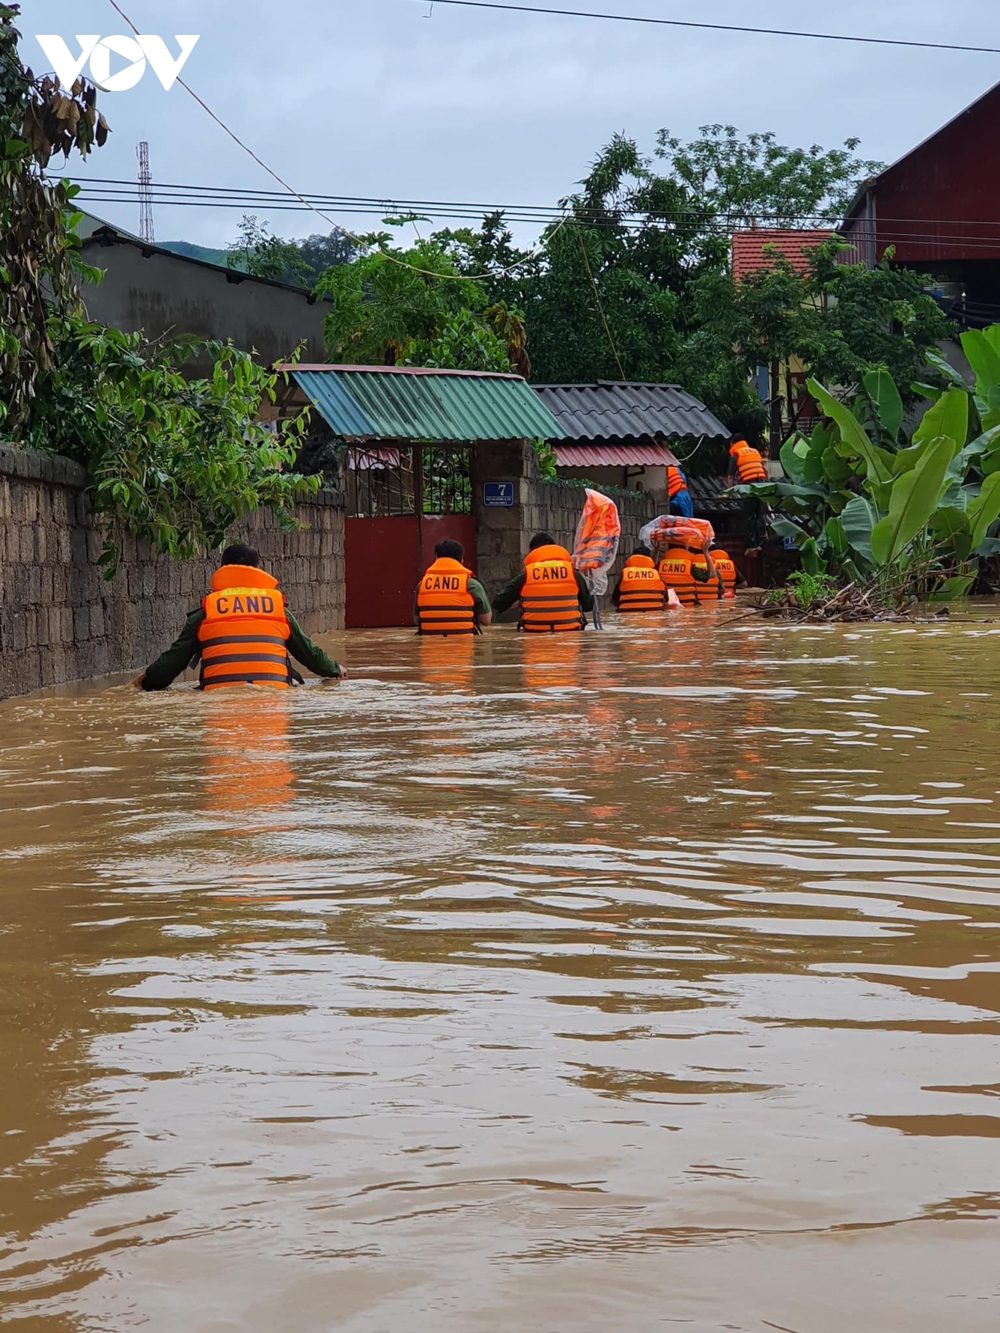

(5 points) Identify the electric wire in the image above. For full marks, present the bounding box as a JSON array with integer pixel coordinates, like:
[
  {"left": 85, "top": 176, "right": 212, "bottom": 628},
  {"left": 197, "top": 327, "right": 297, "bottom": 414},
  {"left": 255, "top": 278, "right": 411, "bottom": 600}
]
[
  {"left": 69, "top": 185, "right": 1000, "bottom": 255},
  {"left": 424, "top": 0, "right": 1000, "bottom": 55},
  {"left": 67, "top": 179, "right": 1000, "bottom": 246},
  {"left": 101, "top": 0, "right": 570, "bottom": 281}
]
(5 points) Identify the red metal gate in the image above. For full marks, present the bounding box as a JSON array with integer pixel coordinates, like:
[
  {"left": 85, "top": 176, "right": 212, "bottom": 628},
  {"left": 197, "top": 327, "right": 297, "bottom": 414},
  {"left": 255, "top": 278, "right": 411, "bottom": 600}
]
[{"left": 343, "top": 445, "right": 477, "bottom": 630}]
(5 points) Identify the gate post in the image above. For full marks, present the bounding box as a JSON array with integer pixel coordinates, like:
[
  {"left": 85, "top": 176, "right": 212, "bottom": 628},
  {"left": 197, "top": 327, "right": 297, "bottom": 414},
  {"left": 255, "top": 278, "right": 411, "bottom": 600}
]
[{"left": 471, "top": 439, "right": 530, "bottom": 596}]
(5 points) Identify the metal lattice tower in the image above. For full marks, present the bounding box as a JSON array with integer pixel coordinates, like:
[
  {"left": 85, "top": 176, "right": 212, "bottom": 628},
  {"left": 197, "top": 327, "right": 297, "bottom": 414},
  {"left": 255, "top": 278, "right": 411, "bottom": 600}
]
[{"left": 137, "top": 141, "right": 155, "bottom": 243}]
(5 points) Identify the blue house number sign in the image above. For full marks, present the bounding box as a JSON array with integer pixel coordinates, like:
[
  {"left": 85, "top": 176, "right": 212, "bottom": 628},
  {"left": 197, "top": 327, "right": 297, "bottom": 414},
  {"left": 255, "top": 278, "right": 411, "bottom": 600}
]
[{"left": 483, "top": 482, "right": 515, "bottom": 508}]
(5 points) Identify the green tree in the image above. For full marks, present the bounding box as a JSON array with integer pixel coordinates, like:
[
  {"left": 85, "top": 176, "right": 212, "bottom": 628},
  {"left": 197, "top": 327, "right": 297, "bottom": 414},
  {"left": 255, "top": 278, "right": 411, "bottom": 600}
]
[
  {"left": 314, "top": 229, "right": 526, "bottom": 373},
  {"left": 227, "top": 214, "right": 311, "bottom": 284},
  {"left": 29, "top": 319, "right": 317, "bottom": 572},
  {"left": 226, "top": 216, "right": 355, "bottom": 286},
  {"left": 452, "top": 127, "right": 884, "bottom": 386},
  {"left": 6, "top": 14, "right": 316, "bottom": 567},
  {"left": 0, "top": 2, "right": 109, "bottom": 432},
  {"left": 680, "top": 241, "right": 950, "bottom": 439}
]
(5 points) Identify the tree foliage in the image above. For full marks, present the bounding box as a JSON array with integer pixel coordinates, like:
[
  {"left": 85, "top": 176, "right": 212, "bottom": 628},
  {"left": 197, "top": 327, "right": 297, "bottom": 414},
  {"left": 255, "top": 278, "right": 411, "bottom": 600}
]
[
  {"left": 422, "top": 126, "right": 939, "bottom": 455},
  {"left": 739, "top": 333, "right": 1000, "bottom": 603},
  {"left": 2, "top": 16, "right": 316, "bottom": 568},
  {"left": 314, "top": 230, "right": 526, "bottom": 373},
  {"left": 0, "top": 3, "right": 109, "bottom": 433},
  {"left": 29, "top": 319, "right": 318, "bottom": 573},
  {"left": 226, "top": 213, "right": 355, "bottom": 286}
]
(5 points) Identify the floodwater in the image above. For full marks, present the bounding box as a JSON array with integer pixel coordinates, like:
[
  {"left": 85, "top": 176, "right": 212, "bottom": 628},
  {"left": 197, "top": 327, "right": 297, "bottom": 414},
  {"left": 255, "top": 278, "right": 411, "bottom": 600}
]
[{"left": 1, "top": 608, "right": 1000, "bottom": 1332}]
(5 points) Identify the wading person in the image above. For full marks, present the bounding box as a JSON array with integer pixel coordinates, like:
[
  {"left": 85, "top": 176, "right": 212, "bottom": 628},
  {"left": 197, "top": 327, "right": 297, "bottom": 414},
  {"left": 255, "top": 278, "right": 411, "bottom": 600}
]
[
  {"left": 414, "top": 540, "right": 492, "bottom": 635},
  {"left": 612, "top": 548, "right": 667, "bottom": 614},
  {"left": 658, "top": 536, "right": 718, "bottom": 608},
  {"left": 698, "top": 545, "right": 745, "bottom": 600},
  {"left": 135, "top": 545, "right": 345, "bottom": 691},
  {"left": 492, "top": 532, "right": 593, "bottom": 632}
]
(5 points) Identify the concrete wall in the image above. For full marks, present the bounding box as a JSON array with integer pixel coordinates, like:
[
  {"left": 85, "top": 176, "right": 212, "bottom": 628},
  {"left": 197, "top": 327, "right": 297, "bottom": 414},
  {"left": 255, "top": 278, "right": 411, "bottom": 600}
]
[
  {"left": 80, "top": 234, "right": 328, "bottom": 372},
  {"left": 472, "top": 441, "right": 657, "bottom": 607},
  {"left": 0, "top": 446, "right": 344, "bottom": 702}
]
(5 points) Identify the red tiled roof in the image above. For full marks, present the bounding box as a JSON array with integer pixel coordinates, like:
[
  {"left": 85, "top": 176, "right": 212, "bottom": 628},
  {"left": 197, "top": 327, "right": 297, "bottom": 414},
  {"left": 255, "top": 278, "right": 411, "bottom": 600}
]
[
  {"left": 554, "top": 444, "right": 678, "bottom": 468},
  {"left": 731, "top": 229, "right": 834, "bottom": 285}
]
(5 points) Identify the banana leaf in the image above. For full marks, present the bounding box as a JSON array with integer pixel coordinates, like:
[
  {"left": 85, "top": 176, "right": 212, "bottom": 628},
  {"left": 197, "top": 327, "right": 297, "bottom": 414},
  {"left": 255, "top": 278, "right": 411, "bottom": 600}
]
[
  {"left": 892, "top": 444, "right": 925, "bottom": 476},
  {"left": 929, "top": 574, "right": 977, "bottom": 602},
  {"left": 839, "top": 494, "right": 879, "bottom": 567},
  {"left": 799, "top": 538, "right": 825, "bottom": 576},
  {"left": 931, "top": 506, "right": 973, "bottom": 562},
  {"left": 808, "top": 380, "right": 893, "bottom": 486},
  {"left": 925, "top": 349, "right": 970, "bottom": 391},
  {"left": 913, "top": 387, "right": 969, "bottom": 457},
  {"left": 822, "top": 446, "right": 852, "bottom": 484},
  {"left": 863, "top": 367, "right": 903, "bottom": 441},
  {"left": 870, "top": 436, "right": 953, "bottom": 567},
  {"left": 911, "top": 381, "right": 944, "bottom": 402},
  {"left": 966, "top": 472, "right": 1000, "bottom": 550},
  {"left": 780, "top": 436, "right": 806, "bottom": 484},
  {"left": 770, "top": 516, "right": 811, "bottom": 548},
  {"left": 947, "top": 424, "right": 1000, "bottom": 482},
  {"left": 975, "top": 537, "right": 1000, "bottom": 557},
  {"left": 985, "top": 326, "right": 1000, "bottom": 357},
  {"left": 824, "top": 516, "right": 848, "bottom": 558},
  {"left": 961, "top": 330, "right": 1000, "bottom": 395}
]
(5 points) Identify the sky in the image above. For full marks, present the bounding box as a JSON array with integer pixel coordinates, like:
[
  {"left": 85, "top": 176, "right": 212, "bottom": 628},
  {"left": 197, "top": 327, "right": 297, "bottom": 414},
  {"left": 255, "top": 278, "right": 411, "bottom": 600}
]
[{"left": 28, "top": 0, "right": 1000, "bottom": 249}]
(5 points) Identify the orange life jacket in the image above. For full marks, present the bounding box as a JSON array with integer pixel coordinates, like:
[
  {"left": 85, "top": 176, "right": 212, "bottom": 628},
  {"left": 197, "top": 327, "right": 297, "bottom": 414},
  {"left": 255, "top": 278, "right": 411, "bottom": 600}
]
[
  {"left": 520, "top": 544, "right": 585, "bottom": 633},
  {"left": 732, "top": 443, "right": 767, "bottom": 483},
  {"left": 618, "top": 555, "right": 667, "bottom": 613},
  {"left": 416, "top": 557, "right": 477, "bottom": 636},
  {"left": 712, "top": 550, "right": 738, "bottom": 599},
  {"left": 691, "top": 555, "right": 727, "bottom": 602},
  {"left": 667, "top": 466, "right": 688, "bottom": 499},
  {"left": 658, "top": 548, "right": 702, "bottom": 607},
  {"left": 198, "top": 565, "right": 293, "bottom": 691}
]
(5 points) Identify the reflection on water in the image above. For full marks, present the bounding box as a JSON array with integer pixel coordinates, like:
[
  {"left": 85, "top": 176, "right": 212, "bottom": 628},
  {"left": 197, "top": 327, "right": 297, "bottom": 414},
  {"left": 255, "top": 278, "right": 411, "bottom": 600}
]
[{"left": 1, "top": 609, "right": 1000, "bottom": 1330}]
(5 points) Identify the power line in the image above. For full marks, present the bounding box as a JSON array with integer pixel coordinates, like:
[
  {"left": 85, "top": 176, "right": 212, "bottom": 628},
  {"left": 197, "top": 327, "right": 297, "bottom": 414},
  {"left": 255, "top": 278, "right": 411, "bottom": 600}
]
[
  {"left": 68, "top": 178, "right": 1000, "bottom": 235},
  {"left": 102, "top": 0, "right": 568, "bottom": 282},
  {"left": 425, "top": 0, "right": 1000, "bottom": 55},
  {"left": 69, "top": 182, "right": 1000, "bottom": 252}
]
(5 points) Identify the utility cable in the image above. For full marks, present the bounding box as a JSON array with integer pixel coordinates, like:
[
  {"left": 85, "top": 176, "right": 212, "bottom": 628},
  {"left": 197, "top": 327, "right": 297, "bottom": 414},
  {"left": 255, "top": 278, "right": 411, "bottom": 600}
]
[
  {"left": 70, "top": 184, "right": 1000, "bottom": 254},
  {"left": 576, "top": 226, "right": 627, "bottom": 381},
  {"left": 101, "top": 0, "right": 569, "bottom": 282},
  {"left": 424, "top": 0, "right": 1000, "bottom": 55},
  {"left": 68, "top": 179, "right": 1000, "bottom": 243}
]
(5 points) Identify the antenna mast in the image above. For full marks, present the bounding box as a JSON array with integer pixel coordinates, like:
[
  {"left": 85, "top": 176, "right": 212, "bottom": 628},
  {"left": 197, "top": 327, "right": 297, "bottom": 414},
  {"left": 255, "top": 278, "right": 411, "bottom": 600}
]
[{"left": 137, "top": 141, "right": 155, "bottom": 243}]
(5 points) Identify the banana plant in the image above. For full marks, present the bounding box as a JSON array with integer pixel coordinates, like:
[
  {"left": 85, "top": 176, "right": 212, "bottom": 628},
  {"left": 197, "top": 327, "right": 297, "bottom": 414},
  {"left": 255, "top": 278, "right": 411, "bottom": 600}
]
[{"left": 733, "top": 325, "right": 1000, "bottom": 601}]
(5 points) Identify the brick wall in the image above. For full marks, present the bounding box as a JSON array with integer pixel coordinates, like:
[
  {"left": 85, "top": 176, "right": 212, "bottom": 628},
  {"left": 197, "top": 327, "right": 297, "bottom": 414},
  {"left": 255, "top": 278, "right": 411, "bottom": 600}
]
[
  {"left": 472, "top": 440, "right": 657, "bottom": 605},
  {"left": 0, "top": 446, "right": 345, "bottom": 701}
]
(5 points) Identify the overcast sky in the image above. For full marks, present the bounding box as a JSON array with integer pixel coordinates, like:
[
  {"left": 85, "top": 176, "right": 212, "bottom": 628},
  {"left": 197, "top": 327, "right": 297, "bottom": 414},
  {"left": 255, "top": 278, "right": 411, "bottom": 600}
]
[{"left": 30, "top": 0, "right": 1000, "bottom": 248}]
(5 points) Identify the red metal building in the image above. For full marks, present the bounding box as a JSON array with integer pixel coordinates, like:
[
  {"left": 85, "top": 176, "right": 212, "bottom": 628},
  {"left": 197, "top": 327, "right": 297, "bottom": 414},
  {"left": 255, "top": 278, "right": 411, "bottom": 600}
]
[{"left": 841, "top": 80, "right": 1000, "bottom": 326}]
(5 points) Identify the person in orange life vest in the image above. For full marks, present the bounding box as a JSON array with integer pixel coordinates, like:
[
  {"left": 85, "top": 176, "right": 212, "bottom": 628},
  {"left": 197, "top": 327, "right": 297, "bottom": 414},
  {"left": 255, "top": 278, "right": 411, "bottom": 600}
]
[
  {"left": 658, "top": 533, "right": 718, "bottom": 607},
  {"left": 694, "top": 544, "right": 746, "bottom": 600},
  {"left": 729, "top": 438, "right": 768, "bottom": 484},
  {"left": 612, "top": 548, "right": 667, "bottom": 613},
  {"left": 414, "top": 540, "right": 492, "bottom": 636},
  {"left": 491, "top": 532, "right": 593, "bottom": 632},
  {"left": 666, "top": 465, "right": 695, "bottom": 519},
  {"left": 728, "top": 434, "right": 768, "bottom": 557},
  {"left": 134, "top": 545, "right": 345, "bottom": 691}
]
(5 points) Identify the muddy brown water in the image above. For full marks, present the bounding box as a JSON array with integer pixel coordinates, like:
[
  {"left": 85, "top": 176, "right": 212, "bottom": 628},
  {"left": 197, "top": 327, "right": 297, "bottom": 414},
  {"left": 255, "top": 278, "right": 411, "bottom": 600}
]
[{"left": 1, "top": 608, "right": 999, "bottom": 1331}]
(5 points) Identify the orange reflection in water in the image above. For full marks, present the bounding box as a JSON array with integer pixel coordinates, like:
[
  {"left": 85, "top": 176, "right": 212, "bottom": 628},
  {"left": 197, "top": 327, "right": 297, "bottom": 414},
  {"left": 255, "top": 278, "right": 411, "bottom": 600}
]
[{"left": 202, "top": 692, "right": 296, "bottom": 817}]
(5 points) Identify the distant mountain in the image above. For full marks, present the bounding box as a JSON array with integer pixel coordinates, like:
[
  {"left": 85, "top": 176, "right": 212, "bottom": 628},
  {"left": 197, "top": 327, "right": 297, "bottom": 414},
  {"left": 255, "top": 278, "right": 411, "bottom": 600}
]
[{"left": 159, "top": 240, "right": 238, "bottom": 269}]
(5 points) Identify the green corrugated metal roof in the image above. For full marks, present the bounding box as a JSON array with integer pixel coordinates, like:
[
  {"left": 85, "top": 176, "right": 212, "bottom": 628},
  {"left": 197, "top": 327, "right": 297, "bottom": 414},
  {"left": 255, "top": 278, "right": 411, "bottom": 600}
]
[{"left": 291, "top": 366, "right": 561, "bottom": 442}]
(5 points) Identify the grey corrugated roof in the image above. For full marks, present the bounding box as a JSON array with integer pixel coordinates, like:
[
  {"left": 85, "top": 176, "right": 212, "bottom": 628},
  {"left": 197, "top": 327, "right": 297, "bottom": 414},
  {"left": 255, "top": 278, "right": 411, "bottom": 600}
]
[
  {"left": 688, "top": 475, "right": 742, "bottom": 514},
  {"left": 532, "top": 382, "right": 729, "bottom": 442}
]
